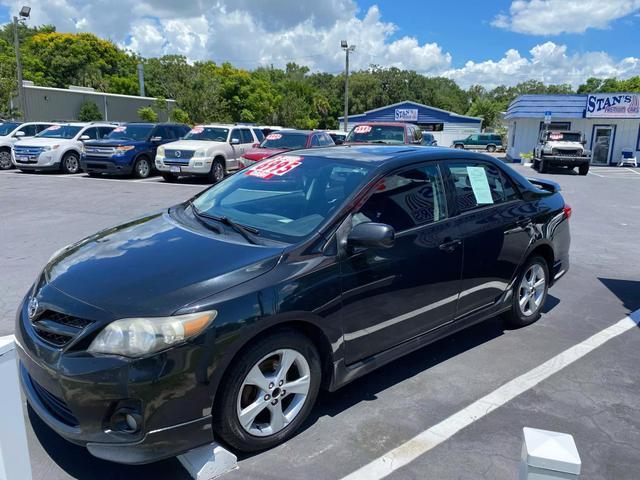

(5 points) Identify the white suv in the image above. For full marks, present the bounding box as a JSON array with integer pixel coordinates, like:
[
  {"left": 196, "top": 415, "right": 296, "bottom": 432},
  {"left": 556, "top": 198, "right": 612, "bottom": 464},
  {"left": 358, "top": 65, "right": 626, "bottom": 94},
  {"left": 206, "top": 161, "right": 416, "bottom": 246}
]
[
  {"left": 13, "top": 122, "right": 116, "bottom": 174},
  {"left": 0, "top": 121, "right": 55, "bottom": 169},
  {"left": 155, "top": 124, "right": 263, "bottom": 182}
]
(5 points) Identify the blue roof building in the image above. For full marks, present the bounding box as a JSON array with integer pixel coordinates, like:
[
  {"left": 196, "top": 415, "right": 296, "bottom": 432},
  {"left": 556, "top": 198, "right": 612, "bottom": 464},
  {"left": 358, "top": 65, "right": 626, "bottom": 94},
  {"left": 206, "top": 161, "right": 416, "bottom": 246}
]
[
  {"left": 338, "top": 100, "right": 482, "bottom": 147},
  {"left": 505, "top": 93, "right": 640, "bottom": 165}
]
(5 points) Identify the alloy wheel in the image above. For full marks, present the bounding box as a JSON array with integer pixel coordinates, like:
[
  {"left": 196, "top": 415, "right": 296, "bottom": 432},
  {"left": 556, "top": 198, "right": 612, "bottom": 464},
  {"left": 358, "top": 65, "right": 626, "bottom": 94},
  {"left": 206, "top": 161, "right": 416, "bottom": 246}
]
[
  {"left": 65, "top": 154, "right": 79, "bottom": 173},
  {"left": 236, "top": 349, "right": 311, "bottom": 437},
  {"left": 137, "top": 159, "right": 150, "bottom": 178},
  {"left": 0, "top": 151, "right": 12, "bottom": 169},
  {"left": 213, "top": 162, "right": 224, "bottom": 182},
  {"left": 518, "top": 263, "right": 546, "bottom": 317}
]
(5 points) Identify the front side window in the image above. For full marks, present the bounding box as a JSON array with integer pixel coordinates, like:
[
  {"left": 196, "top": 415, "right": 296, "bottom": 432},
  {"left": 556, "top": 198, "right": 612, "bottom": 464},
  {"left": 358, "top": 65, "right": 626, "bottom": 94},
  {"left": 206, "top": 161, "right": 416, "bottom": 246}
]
[
  {"left": 260, "top": 132, "right": 309, "bottom": 149},
  {"left": 184, "top": 126, "right": 229, "bottom": 142},
  {"left": 355, "top": 164, "right": 448, "bottom": 232},
  {"left": 240, "top": 129, "right": 254, "bottom": 144},
  {"left": 346, "top": 124, "right": 406, "bottom": 144},
  {"left": 448, "top": 162, "right": 520, "bottom": 213},
  {"left": 82, "top": 127, "right": 99, "bottom": 140},
  {"left": 230, "top": 129, "right": 241, "bottom": 143},
  {"left": 37, "top": 125, "right": 82, "bottom": 139},
  {"left": 192, "top": 156, "right": 372, "bottom": 243},
  {"left": 252, "top": 128, "right": 265, "bottom": 142},
  {"left": 108, "top": 125, "right": 154, "bottom": 141},
  {"left": 18, "top": 124, "right": 38, "bottom": 136}
]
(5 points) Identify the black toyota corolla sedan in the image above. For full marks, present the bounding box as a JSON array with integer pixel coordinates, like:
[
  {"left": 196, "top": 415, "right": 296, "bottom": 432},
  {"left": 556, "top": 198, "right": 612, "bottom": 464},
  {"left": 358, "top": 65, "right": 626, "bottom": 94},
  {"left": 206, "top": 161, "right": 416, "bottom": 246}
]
[{"left": 16, "top": 145, "right": 570, "bottom": 464}]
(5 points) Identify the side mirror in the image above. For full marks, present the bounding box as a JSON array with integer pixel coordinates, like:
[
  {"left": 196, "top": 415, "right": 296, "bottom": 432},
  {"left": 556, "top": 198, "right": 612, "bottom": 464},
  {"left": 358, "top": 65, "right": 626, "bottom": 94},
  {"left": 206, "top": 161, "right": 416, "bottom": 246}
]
[
  {"left": 14, "top": 130, "right": 25, "bottom": 137},
  {"left": 230, "top": 138, "right": 240, "bottom": 145},
  {"left": 150, "top": 136, "right": 162, "bottom": 142},
  {"left": 347, "top": 222, "right": 395, "bottom": 249},
  {"left": 79, "top": 135, "right": 90, "bottom": 141}
]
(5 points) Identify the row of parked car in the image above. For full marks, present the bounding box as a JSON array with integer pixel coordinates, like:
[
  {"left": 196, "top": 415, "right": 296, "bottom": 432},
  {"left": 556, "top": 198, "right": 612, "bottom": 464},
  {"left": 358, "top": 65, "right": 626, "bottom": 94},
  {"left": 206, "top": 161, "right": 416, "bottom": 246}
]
[{"left": 0, "top": 120, "right": 501, "bottom": 182}]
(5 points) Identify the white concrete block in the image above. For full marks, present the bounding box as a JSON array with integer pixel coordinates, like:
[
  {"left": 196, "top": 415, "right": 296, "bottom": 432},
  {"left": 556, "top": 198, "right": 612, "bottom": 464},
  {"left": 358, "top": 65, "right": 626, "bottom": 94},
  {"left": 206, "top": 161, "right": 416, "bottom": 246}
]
[
  {"left": 519, "top": 427, "right": 581, "bottom": 480},
  {"left": 178, "top": 443, "right": 238, "bottom": 480},
  {"left": 0, "top": 335, "right": 33, "bottom": 480}
]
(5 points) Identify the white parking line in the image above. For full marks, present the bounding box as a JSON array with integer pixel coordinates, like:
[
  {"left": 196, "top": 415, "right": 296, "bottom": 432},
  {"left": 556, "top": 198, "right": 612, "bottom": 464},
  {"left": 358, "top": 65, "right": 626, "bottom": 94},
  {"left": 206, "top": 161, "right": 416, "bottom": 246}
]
[
  {"left": 626, "top": 167, "right": 640, "bottom": 176},
  {"left": 2, "top": 172, "right": 201, "bottom": 187},
  {"left": 341, "top": 309, "right": 640, "bottom": 480}
]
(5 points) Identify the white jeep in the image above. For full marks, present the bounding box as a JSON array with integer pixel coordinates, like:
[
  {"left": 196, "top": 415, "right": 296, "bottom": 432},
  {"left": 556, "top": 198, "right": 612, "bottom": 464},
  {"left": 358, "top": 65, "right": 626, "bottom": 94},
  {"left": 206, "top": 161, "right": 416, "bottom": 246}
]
[
  {"left": 533, "top": 130, "right": 591, "bottom": 175},
  {"left": 0, "top": 121, "right": 55, "bottom": 170},
  {"left": 155, "top": 124, "right": 262, "bottom": 183}
]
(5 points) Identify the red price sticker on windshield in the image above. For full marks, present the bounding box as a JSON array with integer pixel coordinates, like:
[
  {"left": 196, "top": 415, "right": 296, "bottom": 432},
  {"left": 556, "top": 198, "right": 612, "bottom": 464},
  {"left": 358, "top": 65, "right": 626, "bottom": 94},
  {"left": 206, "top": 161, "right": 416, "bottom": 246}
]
[
  {"left": 354, "top": 125, "right": 372, "bottom": 134},
  {"left": 266, "top": 133, "right": 282, "bottom": 140},
  {"left": 549, "top": 133, "right": 563, "bottom": 140},
  {"left": 245, "top": 156, "right": 302, "bottom": 179},
  {"left": 113, "top": 126, "right": 126, "bottom": 132},
  {"left": 190, "top": 126, "right": 204, "bottom": 134},
  {"left": 47, "top": 125, "right": 61, "bottom": 131}
]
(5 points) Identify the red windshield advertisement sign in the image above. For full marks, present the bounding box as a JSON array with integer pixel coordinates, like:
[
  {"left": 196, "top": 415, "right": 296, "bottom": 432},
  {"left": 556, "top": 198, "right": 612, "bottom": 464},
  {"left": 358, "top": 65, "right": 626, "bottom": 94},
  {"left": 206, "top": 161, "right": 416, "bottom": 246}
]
[{"left": 586, "top": 94, "right": 640, "bottom": 118}]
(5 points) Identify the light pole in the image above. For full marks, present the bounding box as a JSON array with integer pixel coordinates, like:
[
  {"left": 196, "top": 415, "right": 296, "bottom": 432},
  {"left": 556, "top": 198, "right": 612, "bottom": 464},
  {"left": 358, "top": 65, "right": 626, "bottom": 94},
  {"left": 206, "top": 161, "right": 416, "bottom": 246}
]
[
  {"left": 341, "top": 40, "right": 355, "bottom": 132},
  {"left": 12, "top": 5, "right": 30, "bottom": 120}
]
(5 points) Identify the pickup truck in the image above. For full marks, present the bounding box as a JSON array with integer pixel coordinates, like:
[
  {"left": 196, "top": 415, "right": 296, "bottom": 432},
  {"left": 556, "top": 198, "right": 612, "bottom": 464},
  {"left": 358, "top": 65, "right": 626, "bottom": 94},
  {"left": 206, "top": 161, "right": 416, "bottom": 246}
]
[{"left": 533, "top": 130, "right": 590, "bottom": 175}]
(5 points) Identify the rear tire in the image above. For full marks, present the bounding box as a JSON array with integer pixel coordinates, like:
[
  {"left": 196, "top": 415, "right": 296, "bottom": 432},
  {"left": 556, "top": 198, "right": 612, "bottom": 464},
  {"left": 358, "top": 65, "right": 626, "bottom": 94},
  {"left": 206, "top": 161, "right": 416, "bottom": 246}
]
[
  {"left": 212, "top": 330, "right": 321, "bottom": 452},
  {"left": 578, "top": 164, "right": 589, "bottom": 175},
  {"left": 503, "top": 255, "right": 549, "bottom": 328},
  {"left": 486, "top": 144, "right": 496, "bottom": 153},
  {"left": 0, "top": 149, "right": 12, "bottom": 170}
]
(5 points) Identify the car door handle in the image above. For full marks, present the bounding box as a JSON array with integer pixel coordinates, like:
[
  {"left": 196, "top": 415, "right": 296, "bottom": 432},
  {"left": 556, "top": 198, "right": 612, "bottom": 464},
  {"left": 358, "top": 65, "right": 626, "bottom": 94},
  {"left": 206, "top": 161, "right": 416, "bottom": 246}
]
[{"left": 439, "top": 239, "right": 462, "bottom": 253}]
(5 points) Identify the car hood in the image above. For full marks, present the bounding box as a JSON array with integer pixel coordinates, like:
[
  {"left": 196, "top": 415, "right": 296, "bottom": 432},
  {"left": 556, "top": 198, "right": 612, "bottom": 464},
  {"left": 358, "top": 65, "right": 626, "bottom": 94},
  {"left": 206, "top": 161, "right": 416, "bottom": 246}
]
[
  {"left": 43, "top": 211, "right": 283, "bottom": 317},
  {"left": 545, "top": 141, "right": 584, "bottom": 150},
  {"left": 85, "top": 139, "right": 147, "bottom": 147},
  {"left": 163, "top": 140, "right": 223, "bottom": 150},
  {"left": 15, "top": 137, "right": 73, "bottom": 146},
  {"left": 243, "top": 147, "right": 287, "bottom": 161}
]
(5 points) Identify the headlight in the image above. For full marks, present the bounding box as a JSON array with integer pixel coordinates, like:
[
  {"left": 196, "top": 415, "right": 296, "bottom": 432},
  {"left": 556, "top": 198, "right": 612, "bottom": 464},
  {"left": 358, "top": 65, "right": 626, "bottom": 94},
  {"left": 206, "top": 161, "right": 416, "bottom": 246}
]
[
  {"left": 42, "top": 145, "right": 59, "bottom": 151},
  {"left": 114, "top": 145, "right": 135, "bottom": 155},
  {"left": 88, "top": 310, "right": 217, "bottom": 357},
  {"left": 194, "top": 150, "right": 206, "bottom": 158},
  {"left": 543, "top": 146, "right": 552, "bottom": 153},
  {"left": 157, "top": 146, "right": 165, "bottom": 156}
]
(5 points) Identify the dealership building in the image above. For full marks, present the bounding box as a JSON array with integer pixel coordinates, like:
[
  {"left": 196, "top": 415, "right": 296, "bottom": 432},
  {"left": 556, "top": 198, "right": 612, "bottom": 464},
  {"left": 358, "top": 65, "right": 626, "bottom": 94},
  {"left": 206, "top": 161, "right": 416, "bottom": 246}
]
[
  {"left": 338, "top": 100, "right": 482, "bottom": 146},
  {"left": 505, "top": 93, "right": 640, "bottom": 165}
]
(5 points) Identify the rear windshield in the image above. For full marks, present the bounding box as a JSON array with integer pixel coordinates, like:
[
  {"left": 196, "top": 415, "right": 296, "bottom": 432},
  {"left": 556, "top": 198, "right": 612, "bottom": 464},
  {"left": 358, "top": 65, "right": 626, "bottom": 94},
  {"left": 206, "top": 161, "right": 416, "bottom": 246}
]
[
  {"left": 184, "top": 126, "right": 229, "bottom": 142},
  {"left": 107, "top": 125, "right": 154, "bottom": 141},
  {"left": 0, "top": 122, "right": 20, "bottom": 135},
  {"left": 260, "top": 132, "right": 308, "bottom": 149},
  {"left": 546, "top": 132, "right": 581, "bottom": 142},
  {"left": 37, "top": 125, "right": 82, "bottom": 139},
  {"left": 346, "top": 125, "right": 405, "bottom": 144}
]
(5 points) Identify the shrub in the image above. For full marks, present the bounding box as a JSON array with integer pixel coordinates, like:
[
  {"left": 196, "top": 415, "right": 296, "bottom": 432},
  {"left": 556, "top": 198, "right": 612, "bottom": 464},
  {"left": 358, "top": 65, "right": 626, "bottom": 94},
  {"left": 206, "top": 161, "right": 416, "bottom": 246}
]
[
  {"left": 138, "top": 106, "right": 158, "bottom": 122},
  {"left": 78, "top": 101, "right": 103, "bottom": 121}
]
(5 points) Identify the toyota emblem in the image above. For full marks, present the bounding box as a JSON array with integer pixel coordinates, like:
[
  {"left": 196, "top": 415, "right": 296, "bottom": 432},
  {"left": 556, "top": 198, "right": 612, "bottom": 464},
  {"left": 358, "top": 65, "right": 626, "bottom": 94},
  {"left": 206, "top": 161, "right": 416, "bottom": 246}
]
[
  {"left": 28, "top": 297, "right": 39, "bottom": 319},
  {"left": 175, "top": 150, "right": 181, "bottom": 158}
]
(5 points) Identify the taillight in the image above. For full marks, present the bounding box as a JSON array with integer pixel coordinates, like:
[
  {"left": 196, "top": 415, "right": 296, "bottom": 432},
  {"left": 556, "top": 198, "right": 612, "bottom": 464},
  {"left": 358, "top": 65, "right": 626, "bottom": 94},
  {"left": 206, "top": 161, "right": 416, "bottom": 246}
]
[{"left": 563, "top": 204, "right": 572, "bottom": 220}]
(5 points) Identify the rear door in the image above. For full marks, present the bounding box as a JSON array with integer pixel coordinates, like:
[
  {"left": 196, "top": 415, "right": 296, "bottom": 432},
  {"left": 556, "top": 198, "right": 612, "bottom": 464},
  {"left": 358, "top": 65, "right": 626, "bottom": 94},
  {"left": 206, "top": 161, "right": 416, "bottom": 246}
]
[
  {"left": 444, "top": 160, "right": 532, "bottom": 318},
  {"left": 341, "top": 162, "right": 463, "bottom": 363}
]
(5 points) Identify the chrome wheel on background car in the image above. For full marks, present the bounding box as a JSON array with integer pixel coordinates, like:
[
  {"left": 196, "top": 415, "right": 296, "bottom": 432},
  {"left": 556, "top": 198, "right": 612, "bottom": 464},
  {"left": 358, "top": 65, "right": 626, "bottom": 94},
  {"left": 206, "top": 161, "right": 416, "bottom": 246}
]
[
  {"left": 62, "top": 152, "right": 80, "bottom": 174},
  {"left": 134, "top": 157, "right": 151, "bottom": 178},
  {"left": 518, "top": 263, "right": 546, "bottom": 317},
  {"left": 209, "top": 159, "right": 225, "bottom": 183},
  {"left": 0, "top": 150, "right": 12, "bottom": 169},
  {"left": 237, "top": 349, "right": 311, "bottom": 437}
]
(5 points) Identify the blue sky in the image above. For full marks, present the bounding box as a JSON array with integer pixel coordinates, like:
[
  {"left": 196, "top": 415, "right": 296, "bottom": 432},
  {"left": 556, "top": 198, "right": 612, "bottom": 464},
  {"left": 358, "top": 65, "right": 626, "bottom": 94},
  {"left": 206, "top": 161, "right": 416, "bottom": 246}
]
[{"left": 1, "top": 0, "right": 639, "bottom": 88}]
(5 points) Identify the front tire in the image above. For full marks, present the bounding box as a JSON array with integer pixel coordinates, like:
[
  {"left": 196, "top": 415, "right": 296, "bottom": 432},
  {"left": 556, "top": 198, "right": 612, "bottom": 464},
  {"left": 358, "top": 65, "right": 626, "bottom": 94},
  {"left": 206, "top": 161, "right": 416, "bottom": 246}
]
[
  {"left": 133, "top": 156, "right": 151, "bottom": 179},
  {"left": 207, "top": 158, "right": 225, "bottom": 183},
  {"left": 578, "top": 164, "right": 589, "bottom": 175},
  {"left": 503, "top": 256, "right": 549, "bottom": 328},
  {"left": 454, "top": 144, "right": 464, "bottom": 150},
  {"left": 161, "top": 172, "right": 178, "bottom": 182},
  {"left": 60, "top": 151, "right": 81, "bottom": 174},
  {"left": 213, "top": 330, "right": 321, "bottom": 452},
  {"left": 539, "top": 158, "right": 548, "bottom": 173}
]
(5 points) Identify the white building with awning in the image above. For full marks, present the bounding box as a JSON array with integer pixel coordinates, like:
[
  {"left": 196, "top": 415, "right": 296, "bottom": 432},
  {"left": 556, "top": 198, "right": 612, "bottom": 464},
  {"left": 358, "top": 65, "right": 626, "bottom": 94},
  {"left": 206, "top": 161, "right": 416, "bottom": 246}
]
[{"left": 505, "top": 93, "right": 640, "bottom": 165}]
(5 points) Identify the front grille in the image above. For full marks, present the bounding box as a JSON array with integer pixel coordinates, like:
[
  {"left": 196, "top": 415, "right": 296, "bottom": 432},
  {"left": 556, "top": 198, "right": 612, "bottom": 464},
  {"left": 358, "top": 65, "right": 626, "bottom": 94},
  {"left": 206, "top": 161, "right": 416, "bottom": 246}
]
[
  {"left": 31, "top": 310, "right": 93, "bottom": 348},
  {"left": 14, "top": 145, "right": 45, "bottom": 155},
  {"left": 163, "top": 160, "right": 190, "bottom": 166},
  {"left": 84, "top": 146, "right": 115, "bottom": 157},
  {"left": 27, "top": 372, "right": 79, "bottom": 427},
  {"left": 165, "top": 149, "right": 195, "bottom": 160},
  {"left": 552, "top": 149, "right": 581, "bottom": 157}
]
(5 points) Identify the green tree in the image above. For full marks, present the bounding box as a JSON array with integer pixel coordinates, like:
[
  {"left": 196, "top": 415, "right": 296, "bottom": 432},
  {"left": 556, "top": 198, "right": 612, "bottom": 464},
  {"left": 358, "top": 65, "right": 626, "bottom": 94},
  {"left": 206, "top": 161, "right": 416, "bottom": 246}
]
[
  {"left": 466, "top": 97, "right": 500, "bottom": 130},
  {"left": 78, "top": 101, "right": 102, "bottom": 121},
  {"left": 137, "top": 106, "right": 158, "bottom": 122},
  {"left": 170, "top": 107, "right": 190, "bottom": 124}
]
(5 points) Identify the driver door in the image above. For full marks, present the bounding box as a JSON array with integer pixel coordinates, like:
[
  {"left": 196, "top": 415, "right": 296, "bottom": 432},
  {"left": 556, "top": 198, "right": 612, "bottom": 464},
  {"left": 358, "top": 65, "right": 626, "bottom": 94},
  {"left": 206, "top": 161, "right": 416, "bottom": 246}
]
[{"left": 340, "top": 162, "right": 463, "bottom": 364}]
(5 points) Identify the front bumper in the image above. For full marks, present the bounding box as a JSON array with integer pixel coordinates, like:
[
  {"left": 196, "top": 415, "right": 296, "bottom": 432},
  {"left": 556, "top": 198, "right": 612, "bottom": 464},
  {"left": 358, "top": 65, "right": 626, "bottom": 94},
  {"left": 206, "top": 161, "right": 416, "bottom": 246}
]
[
  {"left": 156, "top": 156, "right": 212, "bottom": 175},
  {"left": 13, "top": 151, "right": 61, "bottom": 170},
  {"left": 15, "top": 294, "right": 216, "bottom": 464},
  {"left": 540, "top": 155, "right": 590, "bottom": 166},
  {"left": 81, "top": 156, "right": 134, "bottom": 175}
]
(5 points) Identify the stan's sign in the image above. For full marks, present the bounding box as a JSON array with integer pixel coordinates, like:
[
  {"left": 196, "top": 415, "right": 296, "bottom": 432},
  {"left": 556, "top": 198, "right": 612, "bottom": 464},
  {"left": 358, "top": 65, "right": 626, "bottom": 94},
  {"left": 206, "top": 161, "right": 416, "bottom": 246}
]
[
  {"left": 395, "top": 108, "right": 418, "bottom": 122},
  {"left": 586, "top": 94, "right": 640, "bottom": 118}
]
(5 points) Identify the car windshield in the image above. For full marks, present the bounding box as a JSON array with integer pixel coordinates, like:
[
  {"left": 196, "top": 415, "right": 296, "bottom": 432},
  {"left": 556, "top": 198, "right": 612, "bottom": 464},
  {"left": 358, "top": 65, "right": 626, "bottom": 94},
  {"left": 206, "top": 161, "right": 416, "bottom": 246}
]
[
  {"left": 546, "top": 132, "right": 582, "bottom": 142},
  {"left": 0, "top": 122, "right": 20, "bottom": 135},
  {"left": 192, "top": 155, "right": 372, "bottom": 243},
  {"left": 184, "top": 126, "right": 229, "bottom": 142},
  {"left": 260, "top": 132, "right": 308, "bottom": 149},
  {"left": 37, "top": 125, "right": 82, "bottom": 139},
  {"left": 107, "top": 125, "right": 154, "bottom": 141},
  {"left": 346, "top": 125, "right": 405, "bottom": 144}
]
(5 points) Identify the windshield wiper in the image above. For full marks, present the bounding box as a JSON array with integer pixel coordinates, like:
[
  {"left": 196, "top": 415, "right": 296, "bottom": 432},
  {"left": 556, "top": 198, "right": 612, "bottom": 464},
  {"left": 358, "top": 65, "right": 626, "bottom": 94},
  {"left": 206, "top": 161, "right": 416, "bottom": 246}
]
[
  {"left": 190, "top": 204, "right": 260, "bottom": 244},
  {"left": 190, "top": 204, "right": 223, "bottom": 234}
]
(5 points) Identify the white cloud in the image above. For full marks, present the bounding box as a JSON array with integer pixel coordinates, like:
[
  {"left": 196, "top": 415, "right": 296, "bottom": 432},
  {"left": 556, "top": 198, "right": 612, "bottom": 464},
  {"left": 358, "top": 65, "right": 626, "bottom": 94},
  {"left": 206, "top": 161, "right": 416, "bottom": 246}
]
[
  {"left": 2, "top": 1, "right": 640, "bottom": 89},
  {"left": 492, "top": 0, "right": 640, "bottom": 35}
]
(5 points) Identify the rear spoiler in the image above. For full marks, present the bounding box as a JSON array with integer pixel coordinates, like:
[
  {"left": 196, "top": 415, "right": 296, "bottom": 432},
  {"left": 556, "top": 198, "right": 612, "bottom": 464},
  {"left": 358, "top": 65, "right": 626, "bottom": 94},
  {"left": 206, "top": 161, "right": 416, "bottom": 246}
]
[{"left": 527, "top": 177, "right": 561, "bottom": 193}]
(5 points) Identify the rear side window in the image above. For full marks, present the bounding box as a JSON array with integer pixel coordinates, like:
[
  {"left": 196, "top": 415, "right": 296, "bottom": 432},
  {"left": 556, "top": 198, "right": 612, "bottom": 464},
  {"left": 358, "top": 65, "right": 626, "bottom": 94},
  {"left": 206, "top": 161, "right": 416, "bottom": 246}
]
[
  {"left": 356, "top": 164, "right": 448, "bottom": 232},
  {"left": 98, "top": 126, "right": 115, "bottom": 138},
  {"left": 310, "top": 135, "right": 320, "bottom": 147},
  {"left": 448, "top": 162, "right": 520, "bottom": 213},
  {"left": 252, "top": 128, "right": 265, "bottom": 142}
]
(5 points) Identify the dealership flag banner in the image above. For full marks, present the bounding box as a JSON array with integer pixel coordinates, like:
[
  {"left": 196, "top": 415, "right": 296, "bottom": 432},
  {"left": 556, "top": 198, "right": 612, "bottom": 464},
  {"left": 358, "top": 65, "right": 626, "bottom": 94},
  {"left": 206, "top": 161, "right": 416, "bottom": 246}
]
[{"left": 585, "top": 94, "right": 640, "bottom": 118}]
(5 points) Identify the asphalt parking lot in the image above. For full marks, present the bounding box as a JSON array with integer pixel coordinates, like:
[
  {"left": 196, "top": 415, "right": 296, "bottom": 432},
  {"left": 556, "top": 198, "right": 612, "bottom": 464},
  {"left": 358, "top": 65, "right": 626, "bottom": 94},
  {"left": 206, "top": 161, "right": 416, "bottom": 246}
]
[{"left": 1, "top": 163, "right": 639, "bottom": 479}]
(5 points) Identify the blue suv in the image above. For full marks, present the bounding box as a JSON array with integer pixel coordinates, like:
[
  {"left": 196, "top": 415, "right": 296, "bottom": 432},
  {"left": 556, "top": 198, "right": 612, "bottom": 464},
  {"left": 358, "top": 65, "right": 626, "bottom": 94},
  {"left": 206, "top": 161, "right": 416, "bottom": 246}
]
[{"left": 81, "top": 123, "right": 190, "bottom": 178}]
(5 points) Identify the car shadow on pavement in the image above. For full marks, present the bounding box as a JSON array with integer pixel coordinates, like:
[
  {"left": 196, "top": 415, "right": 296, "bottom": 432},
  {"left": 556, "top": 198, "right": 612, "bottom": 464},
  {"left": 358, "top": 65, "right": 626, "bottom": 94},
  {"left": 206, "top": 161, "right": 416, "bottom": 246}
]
[
  {"left": 598, "top": 278, "right": 640, "bottom": 314},
  {"left": 27, "top": 405, "right": 191, "bottom": 479}
]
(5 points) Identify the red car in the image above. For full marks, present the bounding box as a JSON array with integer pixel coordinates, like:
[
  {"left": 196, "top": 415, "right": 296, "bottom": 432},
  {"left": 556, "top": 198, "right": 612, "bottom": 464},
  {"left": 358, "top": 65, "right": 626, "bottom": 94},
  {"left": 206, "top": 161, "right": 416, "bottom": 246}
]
[
  {"left": 345, "top": 122, "right": 423, "bottom": 145},
  {"left": 240, "top": 130, "right": 335, "bottom": 167}
]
